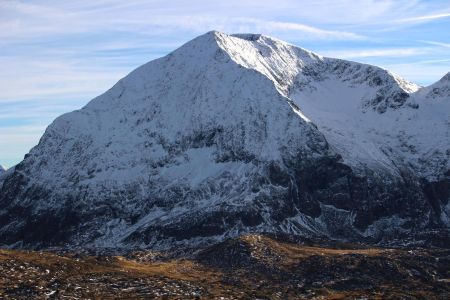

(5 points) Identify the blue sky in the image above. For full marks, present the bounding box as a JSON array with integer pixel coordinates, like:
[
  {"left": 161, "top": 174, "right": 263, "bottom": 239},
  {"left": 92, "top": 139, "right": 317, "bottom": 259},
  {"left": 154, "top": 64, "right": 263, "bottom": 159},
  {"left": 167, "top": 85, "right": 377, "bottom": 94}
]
[{"left": 1, "top": 0, "right": 450, "bottom": 168}]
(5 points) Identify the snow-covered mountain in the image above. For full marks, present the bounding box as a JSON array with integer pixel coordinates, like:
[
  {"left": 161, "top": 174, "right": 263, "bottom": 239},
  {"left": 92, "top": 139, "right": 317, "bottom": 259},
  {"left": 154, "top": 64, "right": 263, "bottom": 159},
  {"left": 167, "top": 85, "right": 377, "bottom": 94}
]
[{"left": 0, "top": 31, "right": 449, "bottom": 250}]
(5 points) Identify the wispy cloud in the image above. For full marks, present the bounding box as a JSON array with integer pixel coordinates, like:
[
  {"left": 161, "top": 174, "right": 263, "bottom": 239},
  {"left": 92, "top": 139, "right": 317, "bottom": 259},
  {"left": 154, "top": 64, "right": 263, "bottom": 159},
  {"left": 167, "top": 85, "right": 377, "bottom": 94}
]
[
  {"left": 0, "top": 1, "right": 365, "bottom": 43},
  {"left": 323, "top": 47, "right": 429, "bottom": 59},
  {"left": 256, "top": 20, "right": 364, "bottom": 40},
  {"left": 395, "top": 12, "right": 450, "bottom": 23},
  {"left": 419, "top": 40, "right": 450, "bottom": 48},
  {"left": 0, "top": 57, "right": 130, "bottom": 102}
]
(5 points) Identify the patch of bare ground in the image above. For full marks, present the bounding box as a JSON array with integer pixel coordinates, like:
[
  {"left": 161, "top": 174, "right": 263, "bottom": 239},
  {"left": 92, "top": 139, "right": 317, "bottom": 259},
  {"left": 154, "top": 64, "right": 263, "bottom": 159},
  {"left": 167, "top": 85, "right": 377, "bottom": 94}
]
[{"left": 0, "top": 234, "right": 449, "bottom": 299}]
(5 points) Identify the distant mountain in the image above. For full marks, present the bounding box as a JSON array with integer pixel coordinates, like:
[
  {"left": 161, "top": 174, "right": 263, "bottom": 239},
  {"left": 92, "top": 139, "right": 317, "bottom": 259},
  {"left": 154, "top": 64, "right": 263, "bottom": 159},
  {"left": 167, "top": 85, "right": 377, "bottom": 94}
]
[{"left": 0, "top": 31, "right": 449, "bottom": 250}]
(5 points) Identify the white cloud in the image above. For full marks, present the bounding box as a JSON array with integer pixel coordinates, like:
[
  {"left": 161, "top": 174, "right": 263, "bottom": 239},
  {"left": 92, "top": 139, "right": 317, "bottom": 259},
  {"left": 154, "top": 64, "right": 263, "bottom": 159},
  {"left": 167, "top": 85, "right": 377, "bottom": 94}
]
[
  {"left": 255, "top": 20, "right": 364, "bottom": 40},
  {"left": 420, "top": 40, "right": 450, "bottom": 48},
  {"left": 0, "top": 57, "right": 130, "bottom": 102},
  {"left": 1, "top": 0, "right": 446, "bottom": 45},
  {"left": 395, "top": 12, "right": 450, "bottom": 23},
  {"left": 323, "top": 48, "right": 429, "bottom": 59},
  {"left": 0, "top": 5, "right": 364, "bottom": 43}
]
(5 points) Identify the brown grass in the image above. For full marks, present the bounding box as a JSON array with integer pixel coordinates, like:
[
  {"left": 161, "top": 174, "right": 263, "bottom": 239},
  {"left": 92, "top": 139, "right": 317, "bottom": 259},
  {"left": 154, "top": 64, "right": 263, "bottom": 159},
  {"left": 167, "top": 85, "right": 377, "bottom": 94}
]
[{"left": 0, "top": 234, "right": 449, "bottom": 299}]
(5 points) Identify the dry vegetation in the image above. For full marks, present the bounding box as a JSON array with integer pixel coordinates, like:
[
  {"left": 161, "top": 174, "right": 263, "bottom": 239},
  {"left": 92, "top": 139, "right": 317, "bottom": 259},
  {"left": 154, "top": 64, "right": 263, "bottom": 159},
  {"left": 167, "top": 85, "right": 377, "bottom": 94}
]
[{"left": 0, "top": 234, "right": 449, "bottom": 299}]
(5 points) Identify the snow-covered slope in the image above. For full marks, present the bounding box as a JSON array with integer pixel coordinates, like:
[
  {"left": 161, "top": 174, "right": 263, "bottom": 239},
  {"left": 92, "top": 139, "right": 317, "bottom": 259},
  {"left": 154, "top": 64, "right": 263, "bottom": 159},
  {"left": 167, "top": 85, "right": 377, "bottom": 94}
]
[
  {"left": 290, "top": 61, "right": 449, "bottom": 179},
  {"left": 0, "top": 31, "right": 449, "bottom": 250}
]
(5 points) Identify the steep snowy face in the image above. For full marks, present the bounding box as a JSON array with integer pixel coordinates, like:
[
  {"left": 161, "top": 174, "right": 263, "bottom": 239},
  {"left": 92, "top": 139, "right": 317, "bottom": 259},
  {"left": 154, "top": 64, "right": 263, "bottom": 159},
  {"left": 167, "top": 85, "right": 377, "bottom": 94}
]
[
  {"left": 0, "top": 166, "right": 5, "bottom": 174},
  {"left": 403, "top": 73, "right": 450, "bottom": 180},
  {"left": 0, "top": 31, "right": 449, "bottom": 250},
  {"left": 209, "top": 33, "right": 445, "bottom": 178},
  {"left": 289, "top": 62, "right": 449, "bottom": 179},
  {"left": 216, "top": 33, "right": 321, "bottom": 97},
  {"left": 26, "top": 31, "right": 328, "bottom": 190}
]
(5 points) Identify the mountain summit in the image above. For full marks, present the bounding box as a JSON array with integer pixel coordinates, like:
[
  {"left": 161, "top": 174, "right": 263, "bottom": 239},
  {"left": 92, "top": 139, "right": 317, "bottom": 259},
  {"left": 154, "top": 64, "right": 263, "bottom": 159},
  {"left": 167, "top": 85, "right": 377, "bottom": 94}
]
[{"left": 0, "top": 31, "right": 449, "bottom": 250}]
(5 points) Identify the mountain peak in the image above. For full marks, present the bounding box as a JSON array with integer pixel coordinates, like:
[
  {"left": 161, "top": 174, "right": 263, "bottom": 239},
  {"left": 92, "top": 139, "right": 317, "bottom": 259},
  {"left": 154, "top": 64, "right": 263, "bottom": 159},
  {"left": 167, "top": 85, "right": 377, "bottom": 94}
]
[
  {"left": 198, "top": 30, "right": 320, "bottom": 60},
  {"left": 230, "top": 33, "right": 262, "bottom": 41}
]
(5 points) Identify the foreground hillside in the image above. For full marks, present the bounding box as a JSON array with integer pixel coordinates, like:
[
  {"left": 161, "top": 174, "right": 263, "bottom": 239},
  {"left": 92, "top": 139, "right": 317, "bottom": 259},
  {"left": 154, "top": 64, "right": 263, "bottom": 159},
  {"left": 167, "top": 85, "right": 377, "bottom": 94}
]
[{"left": 0, "top": 234, "right": 449, "bottom": 299}]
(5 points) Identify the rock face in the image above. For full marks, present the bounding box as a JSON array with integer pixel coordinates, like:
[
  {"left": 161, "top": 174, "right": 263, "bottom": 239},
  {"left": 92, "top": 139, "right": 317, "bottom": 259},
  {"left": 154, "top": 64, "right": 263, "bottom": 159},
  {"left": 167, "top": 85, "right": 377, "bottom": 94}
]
[
  {"left": 0, "top": 31, "right": 449, "bottom": 250},
  {"left": 0, "top": 166, "right": 8, "bottom": 190}
]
